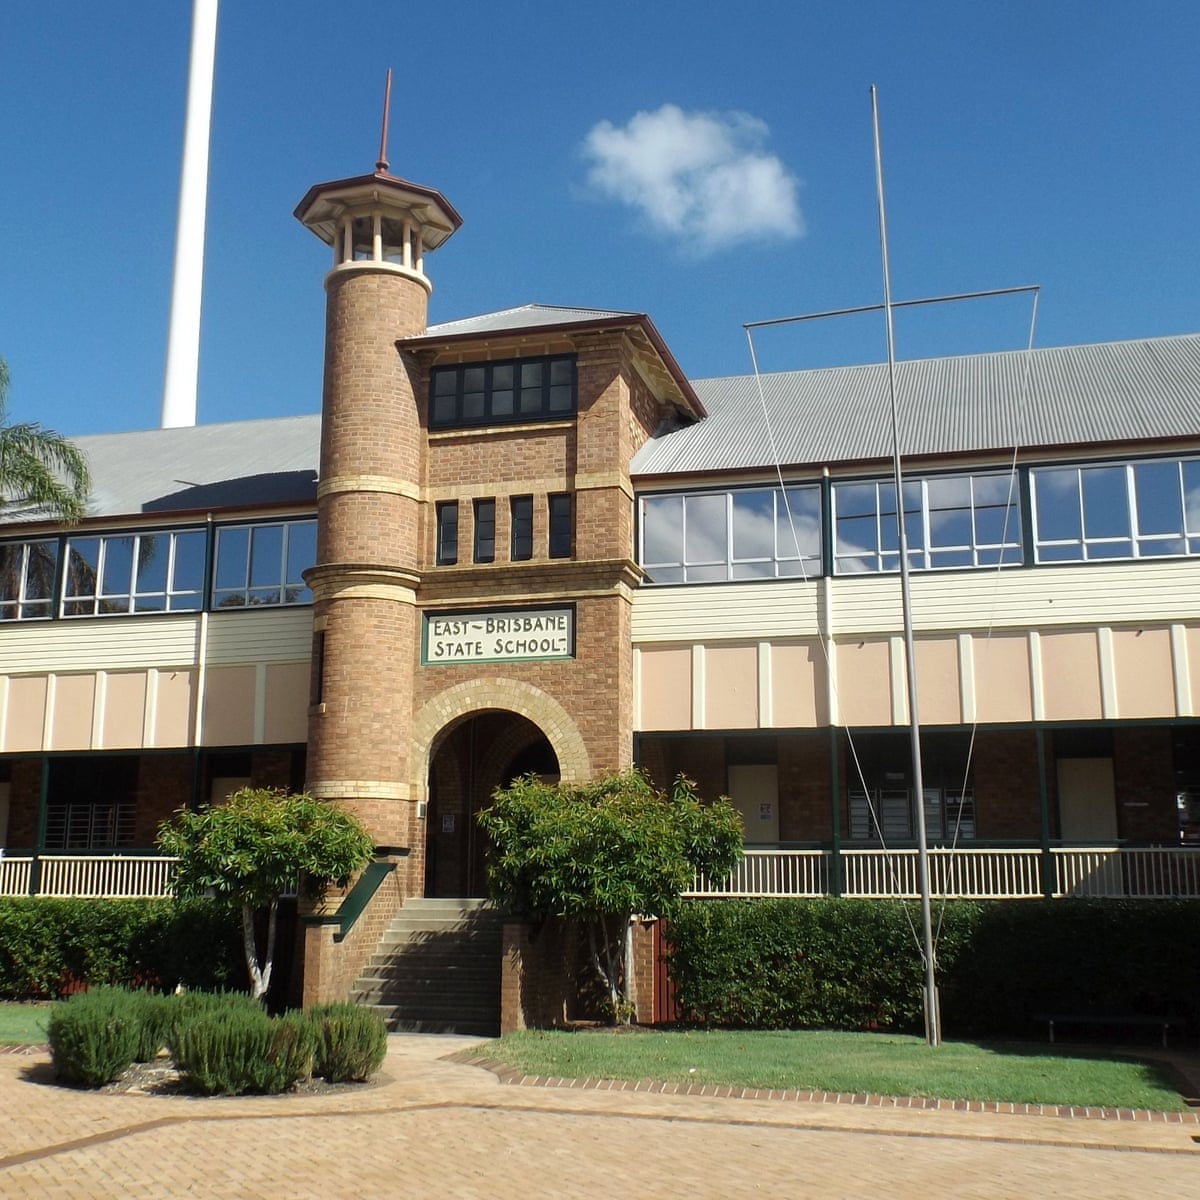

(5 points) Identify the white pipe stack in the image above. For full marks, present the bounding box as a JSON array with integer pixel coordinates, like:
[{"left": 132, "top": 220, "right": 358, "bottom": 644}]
[{"left": 160, "top": 0, "right": 219, "bottom": 429}]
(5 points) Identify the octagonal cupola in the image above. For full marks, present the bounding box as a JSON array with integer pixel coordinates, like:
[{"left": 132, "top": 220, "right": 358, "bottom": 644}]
[{"left": 294, "top": 168, "right": 462, "bottom": 295}]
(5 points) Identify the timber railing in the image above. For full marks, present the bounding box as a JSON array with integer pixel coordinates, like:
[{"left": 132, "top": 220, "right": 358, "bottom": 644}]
[
  {"left": 687, "top": 845, "right": 1200, "bottom": 900},
  {"left": 0, "top": 852, "right": 178, "bottom": 899}
]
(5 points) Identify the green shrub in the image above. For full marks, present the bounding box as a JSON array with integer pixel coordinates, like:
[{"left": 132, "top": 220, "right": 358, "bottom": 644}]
[
  {"left": 47, "top": 987, "right": 140, "bottom": 1086},
  {"left": 171, "top": 995, "right": 314, "bottom": 1095},
  {"left": 307, "top": 1003, "right": 388, "bottom": 1082},
  {"left": 247, "top": 1013, "right": 317, "bottom": 1094},
  {"left": 0, "top": 899, "right": 242, "bottom": 1000},
  {"left": 128, "top": 991, "right": 176, "bottom": 1063},
  {"left": 940, "top": 898, "right": 1200, "bottom": 1036},
  {"left": 666, "top": 898, "right": 1200, "bottom": 1036}
]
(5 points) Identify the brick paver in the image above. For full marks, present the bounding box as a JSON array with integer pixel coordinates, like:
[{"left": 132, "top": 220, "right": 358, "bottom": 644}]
[{"left": 1, "top": 1036, "right": 1196, "bottom": 1199}]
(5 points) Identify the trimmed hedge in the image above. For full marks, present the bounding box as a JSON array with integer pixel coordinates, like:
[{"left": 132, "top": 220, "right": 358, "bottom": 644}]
[
  {"left": 45, "top": 988, "right": 389, "bottom": 1094},
  {"left": 171, "top": 1003, "right": 316, "bottom": 1096},
  {"left": 308, "top": 1002, "right": 389, "bottom": 1082},
  {"left": 47, "top": 986, "right": 143, "bottom": 1087},
  {"left": 666, "top": 898, "right": 1200, "bottom": 1037},
  {"left": 0, "top": 898, "right": 242, "bottom": 999}
]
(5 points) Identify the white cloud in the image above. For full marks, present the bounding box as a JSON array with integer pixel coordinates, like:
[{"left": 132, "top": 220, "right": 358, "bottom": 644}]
[{"left": 582, "top": 104, "right": 804, "bottom": 253}]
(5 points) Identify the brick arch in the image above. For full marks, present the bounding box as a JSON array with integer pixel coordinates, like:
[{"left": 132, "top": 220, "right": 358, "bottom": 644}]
[
  {"left": 411, "top": 679, "right": 591, "bottom": 799},
  {"left": 475, "top": 718, "right": 560, "bottom": 798}
]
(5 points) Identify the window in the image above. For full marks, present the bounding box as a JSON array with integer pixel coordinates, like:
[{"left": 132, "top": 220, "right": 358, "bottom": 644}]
[
  {"left": 510, "top": 495, "right": 533, "bottom": 561},
  {"left": 0, "top": 539, "right": 59, "bottom": 620},
  {"left": 832, "top": 471, "right": 1021, "bottom": 574},
  {"left": 43, "top": 757, "right": 137, "bottom": 850},
  {"left": 548, "top": 493, "right": 573, "bottom": 559},
  {"left": 473, "top": 499, "right": 496, "bottom": 563},
  {"left": 639, "top": 485, "right": 822, "bottom": 584},
  {"left": 311, "top": 631, "right": 325, "bottom": 706},
  {"left": 62, "top": 529, "right": 207, "bottom": 616},
  {"left": 211, "top": 520, "right": 315, "bottom": 608},
  {"left": 1031, "top": 457, "right": 1200, "bottom": 562},
  {"left": 435, "top": 502, "right": 459, "bottom": 566},
  {"left": 429, "top": 355, "right": 576, "bottom": 430},
  {"left": 848, "top": 788, "right": 975, "bottom": 842}
]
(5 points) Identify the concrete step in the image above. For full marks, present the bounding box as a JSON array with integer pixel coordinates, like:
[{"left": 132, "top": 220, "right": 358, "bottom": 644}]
[
  {"left": 353, "top": 992, "right": 498, "bottom": 1016},
  {"left": 352, "top": 895, "right": 503, "bottom": 1037},
  {"left": 395, "top": 900, "right": 497, "bottom": 918},
  {"left": 355, "top": 974, "right": 498, "bottom": 994},
  {"left": 365, "top": 1006, "right": 499, "bottom": 1038},
  {"left": 362, "top": 960, "right": 499, "bottom": 979},
  {"left": 374, "top": 922, "right": 503, "bottom": 941}
]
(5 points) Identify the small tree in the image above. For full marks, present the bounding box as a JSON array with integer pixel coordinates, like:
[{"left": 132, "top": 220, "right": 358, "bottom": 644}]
[
  {"left": 157, "top": 788, "right": 375, "bottom": 1001},
  {"left": 478, "top": 769, "right": 742, "bottom": 1023}
]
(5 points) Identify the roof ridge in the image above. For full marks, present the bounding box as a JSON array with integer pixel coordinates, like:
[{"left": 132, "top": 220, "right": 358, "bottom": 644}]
[{"left": 690, "top": 330, "right": 1200, "bottom": 387}]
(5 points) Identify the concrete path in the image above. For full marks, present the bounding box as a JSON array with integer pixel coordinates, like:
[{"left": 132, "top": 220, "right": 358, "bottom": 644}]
[{"left": 0, "top": 1035, "right": 1197, "bottom": 1199}]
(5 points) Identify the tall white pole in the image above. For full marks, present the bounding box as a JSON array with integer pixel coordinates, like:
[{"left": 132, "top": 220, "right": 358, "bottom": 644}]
[
  {"left": 870, "top": 84, "right": 941, "bottom": 1047},
  {"left": 160, "top": 0, "right": 219, "bottom": 429}
]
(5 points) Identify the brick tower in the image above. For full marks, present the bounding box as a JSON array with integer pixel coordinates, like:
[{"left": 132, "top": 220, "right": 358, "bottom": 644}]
[{"left": 294, "top": 162, "right": 461, "bottom": 998}]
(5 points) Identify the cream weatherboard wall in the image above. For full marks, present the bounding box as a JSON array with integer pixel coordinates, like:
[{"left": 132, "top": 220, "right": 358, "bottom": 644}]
[
  {"left": 632, "top": 560, "right": 1199, "bottom": 730},
  {"left": 0, "top": 608, "right": 311, "bottom": 753}
]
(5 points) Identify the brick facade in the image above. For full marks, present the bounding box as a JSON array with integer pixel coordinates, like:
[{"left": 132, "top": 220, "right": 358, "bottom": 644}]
[
  {"left": 972, "top": 729, "right": 1047, "bottom": 839},
  {"left": 1114, "top": 726, "right": 1177, "bottom": 841},
  {"left": 499, "top": 915, "right": 657, "bottom": 1031}
]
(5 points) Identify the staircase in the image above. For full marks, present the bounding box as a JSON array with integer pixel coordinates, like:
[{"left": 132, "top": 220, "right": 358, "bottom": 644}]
[{"left": 351, "top": 898, "right": 504, "bottom": 1037}]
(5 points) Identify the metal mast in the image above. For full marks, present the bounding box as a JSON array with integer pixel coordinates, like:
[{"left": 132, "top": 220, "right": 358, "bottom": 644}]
[{"left": 870, "top": 84, "right": 940, "bottom": 1046}]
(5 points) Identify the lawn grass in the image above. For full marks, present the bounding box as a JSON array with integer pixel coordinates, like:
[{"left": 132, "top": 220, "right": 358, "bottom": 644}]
[
  {"left": 479, "top": 1029, "right": 1189, "bottom": 1111},
  {"left": 0, "top": 1002, "right": 56, "bottom": 1046}
]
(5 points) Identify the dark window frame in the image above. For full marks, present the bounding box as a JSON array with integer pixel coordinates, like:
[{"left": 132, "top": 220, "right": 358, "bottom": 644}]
[
  {"left": 510, "top": 495, "right": 534, "bottom": 561},
  {"left": 436, "top": 501, "right": 459, "bottom": 566},
  {"left": 473, "top": 498, "right": 496, "bottom": 564},
  {"left": 429, "top": 354, "right": 578, "bottom": 431},
  {"left": 548, "top": 493, "right": 573, "bottom": 560}
]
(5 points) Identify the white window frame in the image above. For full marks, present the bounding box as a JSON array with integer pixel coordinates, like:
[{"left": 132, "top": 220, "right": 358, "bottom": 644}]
[
  {"left": 639, "top": 484, "right": 823, "bottom": 585},
  {"left": 832, "top": 470, "right": 1022, "bottom": 575},
  {"left": 61, "top": 528, "right": 207, "bottom": 618},
  {"left": 1031, "top": 456, "right": 1200, "bottom": 563},
  {"left": 211, "top": 519, "right": 316, "bottom": 609}
]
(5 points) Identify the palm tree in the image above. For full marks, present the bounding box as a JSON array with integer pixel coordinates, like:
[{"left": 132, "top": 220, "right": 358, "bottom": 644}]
[{"left": 0, "top": 356, "right": 90, "bottom": 523}]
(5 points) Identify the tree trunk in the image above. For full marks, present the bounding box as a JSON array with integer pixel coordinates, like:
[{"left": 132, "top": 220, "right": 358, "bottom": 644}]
[
  {"left": 241, "top": 900, "right": 277, "bottom": 1002},
  {"left": 588, "top": 912, "right": 633, "bottom": 1024}
]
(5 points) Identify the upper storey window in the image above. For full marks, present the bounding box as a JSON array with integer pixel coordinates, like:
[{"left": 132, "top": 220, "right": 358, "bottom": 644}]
[
  {"left": 212, "top": 520, "right": 316, "bottom": 608},
  {"left": 62, "top": 529, "right": 207, "bottom": 616},
  {"left": 1031, "top": 457, "right": 1200, "bottom": 562},
  {"left": 832, "top": 472, "right": 1021, "bottom": 574},
  {"left": 640, "top": 485, "right": 822, "bottom": 584},
  {"left": 429, "top": 355, "right": 576, "bottom": 430},
  {"left": 0, "top": 539, "right": 59, "bottom": 620},
  {"left": 0, "top": 518, "right": 317, "bottom": 621}
]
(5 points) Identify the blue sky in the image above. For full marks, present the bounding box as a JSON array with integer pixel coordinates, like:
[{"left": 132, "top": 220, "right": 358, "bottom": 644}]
[{"left": 1, "top": 1, "right": 1198, "bottom": 436}]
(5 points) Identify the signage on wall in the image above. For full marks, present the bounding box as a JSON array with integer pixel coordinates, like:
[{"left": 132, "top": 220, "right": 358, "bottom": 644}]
[{"left": 423, "top": 606, "right": 575, "bottom": 665}]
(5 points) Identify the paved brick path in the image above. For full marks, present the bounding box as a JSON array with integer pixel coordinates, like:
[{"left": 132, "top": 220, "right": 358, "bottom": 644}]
[{"left": 1, "top": 1036, "right": 1196, "bottom": 1199}]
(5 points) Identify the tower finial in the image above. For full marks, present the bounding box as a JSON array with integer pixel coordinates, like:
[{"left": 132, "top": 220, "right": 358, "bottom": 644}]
[{"left": 376, "top": 68, "right": 393, "bottom": 173}]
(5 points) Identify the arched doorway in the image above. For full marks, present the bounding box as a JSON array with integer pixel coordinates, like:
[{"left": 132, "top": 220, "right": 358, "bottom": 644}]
[{"left": 424, "top": 711, "right": 559, "bottom": 897}]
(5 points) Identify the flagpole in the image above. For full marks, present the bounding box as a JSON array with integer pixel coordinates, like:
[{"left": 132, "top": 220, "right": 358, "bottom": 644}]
[{"left": 869, "top": 84, "right": 941, "bottom": 1047}]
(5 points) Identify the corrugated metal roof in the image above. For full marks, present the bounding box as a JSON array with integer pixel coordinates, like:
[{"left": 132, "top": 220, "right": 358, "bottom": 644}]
[
  {"left": 1, "top": 414, "right": 321, "bottom": 526},
  {"left": 7, "top": 328, "right": 1198, "bottom": 527},
  {"left": 424, "top": 303, "right": 637, "bottom": 338},
  {"left": 631, "top": 333, "right": 1200, "bottom": 477}
]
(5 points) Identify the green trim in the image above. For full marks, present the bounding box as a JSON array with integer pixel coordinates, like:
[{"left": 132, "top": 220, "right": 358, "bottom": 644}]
[
  {"left": 300, "top": 860, "right": 397, "bottom": 942},
  {"left": 1036, "top": 729, "right": 1054, "bottom": 899},
  {"left": 828, "top": 728, "right": 842, "bottom": 897}
]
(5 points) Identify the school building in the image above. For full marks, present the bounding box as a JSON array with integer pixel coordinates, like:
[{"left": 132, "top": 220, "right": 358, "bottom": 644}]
[{"left": 2, "top": 155, "right": 1198, "bottom": 1025}]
